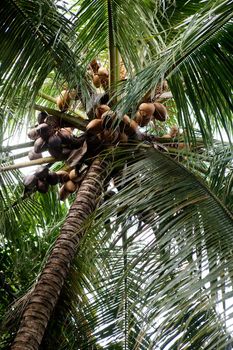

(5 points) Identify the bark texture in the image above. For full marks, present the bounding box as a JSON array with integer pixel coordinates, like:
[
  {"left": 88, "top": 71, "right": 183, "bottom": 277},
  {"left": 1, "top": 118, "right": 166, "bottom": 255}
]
[{"left": 11, "top": 158, "right": 106, "bottom": 350}]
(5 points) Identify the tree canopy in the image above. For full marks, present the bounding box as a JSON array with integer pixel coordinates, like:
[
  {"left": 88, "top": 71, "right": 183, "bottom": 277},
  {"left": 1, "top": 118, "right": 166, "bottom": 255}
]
[{"left": 0, "top": 0, "right": 233, "bottom": 349}]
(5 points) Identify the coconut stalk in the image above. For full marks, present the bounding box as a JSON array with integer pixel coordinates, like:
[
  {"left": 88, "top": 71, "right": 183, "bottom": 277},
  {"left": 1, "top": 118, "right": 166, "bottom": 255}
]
[
  {"left": 37, "top": 92, "right": 57, "bottom": 104},
  {"left": 34, "top": 104, "right": 87, "bottom": 131},
  {"left": 0, "top": 157, "right": 55, "bottom": 172},
  {"left": 11, "top": 158, "right": 106, "bottom": 350}
]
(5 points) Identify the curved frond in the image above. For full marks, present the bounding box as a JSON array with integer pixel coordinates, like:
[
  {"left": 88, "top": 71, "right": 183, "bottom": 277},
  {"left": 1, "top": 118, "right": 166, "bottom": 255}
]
[
  {"left": 0, "top": 0, "right": 85, "bottom": 113},
  {"left": 120, "top": 0, "right": 233, "bottom": 144}
]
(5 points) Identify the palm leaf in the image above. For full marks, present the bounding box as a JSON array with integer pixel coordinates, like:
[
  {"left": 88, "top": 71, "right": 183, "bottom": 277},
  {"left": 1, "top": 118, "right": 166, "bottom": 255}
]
[
  {"left": 120, "top": 0, "right": 233, "bottom": 144},
  {"left": 0, "top": 0, "right": 87, "bottom": 115}
]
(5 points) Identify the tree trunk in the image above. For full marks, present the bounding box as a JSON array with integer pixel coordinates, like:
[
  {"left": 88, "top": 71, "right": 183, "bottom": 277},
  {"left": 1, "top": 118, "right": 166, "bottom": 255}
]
[{"left": 11, "top": 158, "right": 106, "bottom": 350}]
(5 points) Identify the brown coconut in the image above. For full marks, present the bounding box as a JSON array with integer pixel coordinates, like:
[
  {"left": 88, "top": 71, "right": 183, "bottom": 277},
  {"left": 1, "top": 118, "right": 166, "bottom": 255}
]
[
  {"left": 86, "top": 119, "right": 103, "bottom": 135},
  {"left": 153, "top": 103, "right": 168, "bottom": 122},
  {"left": 64, "top": 180, "right": 77, "bottom": 193},
  {"left": 37, "top": 179, "right": 49, "bottom": 194},
  {"left": 138, "top": 103, "right": 155, "bottom": 117},
  {"left": 28, "top": 150, "right": 42, "bottom": 160},
  {"left": 98, "top": 67, "right": 109, "bottom": 77},
  {"left": 95, "top": 105, "right": 110, "bottom": 119},
  {"left": 135, "top": 111, "right": 152, "bottom": 127},
  {"left": 93, "top": 74, "right": 101, "bottom": 88},
  {"left": 56, "top": 170, "right": 70, "bottom": 183},
  {"left": 69, "top": 169, "right": 79, "bottom": 182},
  {"left": 27, "top": 128, "right": 39, "bottom": 141},
  {"left": 56, "top": 90, "right": 71, "bottom": 111},
  {"left": 47, "top": 172, "right": 59, "bottom": 185},
  {"left": 101, "top": 110, "right": 116, "bottom": 129},
  {"left": 34, "top": 137, "right": 47, "bottom": 153},
  {"left": 59, "top": 185, "right": 70, "bottom": 201}
]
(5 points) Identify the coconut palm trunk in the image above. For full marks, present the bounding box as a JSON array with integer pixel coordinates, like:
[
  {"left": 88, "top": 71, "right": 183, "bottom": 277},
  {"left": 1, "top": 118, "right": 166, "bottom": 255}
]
[{"left": 11, "top": 158, "right": 106, "bottom": 350}]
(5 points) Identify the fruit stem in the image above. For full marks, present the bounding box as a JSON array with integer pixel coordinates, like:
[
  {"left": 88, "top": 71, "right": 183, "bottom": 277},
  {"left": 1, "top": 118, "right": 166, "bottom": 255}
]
[
  {"left": 0, "top": 157, "right": 55, "bottom": 172},
  {"left": 34, "top": 104, "right": 87, "bottom": 130},
  {"left": 38, "top": 92, "right": 57, "bottom": 104}
]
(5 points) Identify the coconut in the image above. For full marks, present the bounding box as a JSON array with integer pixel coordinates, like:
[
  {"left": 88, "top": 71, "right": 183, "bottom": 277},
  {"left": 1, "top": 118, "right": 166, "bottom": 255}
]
[
  {"left": 56, "top": 128, "right": 72, "bottom": 143},
  {"left": 36, "top": 123, "right": 53, "bottom": 140},
  {"left": 93, "top": 74, "right": 101, "bottom": 88},
  {"left": 59, "top": 185, "right": 70, "bottom": 201},
  {"left": 98, "top": 67, "right": 109, "bottom": 77},
  {"left": 101, "top": 110, "right": 116, "bottom": 129},
  {"left": 37, "top": 112, "right": 47, "bottom": 125},
  {"left": 27, "top": 128, "right": 39, "bottom": 141},
  {"left": 69, "top": 169, "right": 79, "bottom": 182},
  {"left": 47, "top": 172, "right": 59, "bottom": 185},
  {"left": 28, "top": 150, "right": 42, "bottom": 160},
  {"left": 45, "top": 115, "right": 61, "bottom": 128},
  {"left": 48, "top": 134, "right": 62, "bottom": 148},
  {"left": 37, "top": 179, "right": 49, "bottom": 193},
  {"left": 34, "top": 137, "right": 47, "bottom": 153},
  {"left": 56, "top": 170, "right": 70, "bottom": 183},
  {"left": 90, "top": 59, "right": 100, "bottom": 73},
  {"left": 86, "top": 119, "right": 103, "bottom": 135},
  {"left": 119, "top": 115, "right": 138, "bottom": 136},
  {"left": 62, "top": 148, "right": 72, "bottom": 157},
  {"left": 56, "top": 90, "right": 71, "bottom": 111},
  {"left": 102, "top": 129, "right": 119, "bottom": 144},
  {"left": 153, "top": 103, "right": 168, "bottom": 122},
  {"left": 95, "top": 105, "right": 110, "bottom": 119},
  {"left": 138, "top": 103, "right": 155, "bottom": 117},
  {"left": 119, "top": 132, "right": 128, "bottom": 143},
  {"left": 135, "top": 111, "right": 152, "bottom": 127},
  {"left": 23, "top": 174, "right": 38, "bottom": 189},
  {"left": 64, "top": 180, "right": 77, "bottom": 193},
  {"left": 35, "top": 166, "right": 49, "bottom": 180}
]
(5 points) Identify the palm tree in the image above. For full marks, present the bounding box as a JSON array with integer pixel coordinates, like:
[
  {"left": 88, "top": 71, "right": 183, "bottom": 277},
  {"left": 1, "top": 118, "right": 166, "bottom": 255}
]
[{"left": 0, "top": 0, "right": 233, "bottom": 349}]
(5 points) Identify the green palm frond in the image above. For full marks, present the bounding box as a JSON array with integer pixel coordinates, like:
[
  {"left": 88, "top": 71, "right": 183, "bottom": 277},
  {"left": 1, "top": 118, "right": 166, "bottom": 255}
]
[
  {"left": 0, "top": 0, "right": 87, "bottom": 114},
  {"left": 73, "top": 0, "right": 162, "bottom": 71},
  {"left": 22, "top": 145, "right": 233, "bottom": 349},
  {"left": 120, "top": 0, "right": 233, "bottom": 144}
]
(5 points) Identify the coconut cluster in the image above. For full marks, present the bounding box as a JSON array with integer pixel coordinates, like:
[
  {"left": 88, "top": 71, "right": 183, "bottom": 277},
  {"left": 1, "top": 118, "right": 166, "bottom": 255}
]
[
  {"left": 86, "top": 105, "right": 141, "bottom": 145},
  {"left": 90, "top": 59, "right": 109, "bottom": 90},
  {"left": 27, "top": 112, "right": 78, "bottom": 161},
  {"left": 23, "top": 166, "right": 80, "bottom": 200},
  {"left": 135, "top": 102, "right": 168, "bottom": 127},
  {"left": 56, "top": 89, "right": 77, "bottom": 112}
]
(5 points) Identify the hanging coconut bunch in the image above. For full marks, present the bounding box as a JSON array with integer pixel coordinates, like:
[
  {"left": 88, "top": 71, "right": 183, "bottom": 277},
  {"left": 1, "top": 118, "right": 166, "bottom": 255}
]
[
  {"left": 56, "top": 88, "right": 78, "bottom": 112},
  {"left": 23, "top": 166, "right": 59, "bottom": 194},
  {"left": 86, "top": 109, "right": 139, "bottom": 145},
  {"left": 23, "top": 165, "right": 83, "bottom": 200},
  {"left": 90, "top": 59, "right": 100, "bottom": 74},
  {"left": 97, "top": 66, "right": 109, "bottom": 90},
  {"left": 134, "top": 101, "right": 168, "bottom": 127},
  {"left": 27, "top": 112, "right": 83, "bottom": 161}
]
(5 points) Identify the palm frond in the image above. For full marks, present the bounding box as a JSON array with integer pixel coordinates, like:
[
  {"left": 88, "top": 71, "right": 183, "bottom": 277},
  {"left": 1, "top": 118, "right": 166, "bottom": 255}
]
[
  {"left": 72, "top": 0, "right": 163, "bottom": 72},
  {"left": 0, "top": 0, "right": 87, "bottom": 115},
  {"left": 120, "top": 0, "right": 233, "bottom": 144},
  {"left": 21, "top": 145, "right": 233, "bottom": 349}
]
